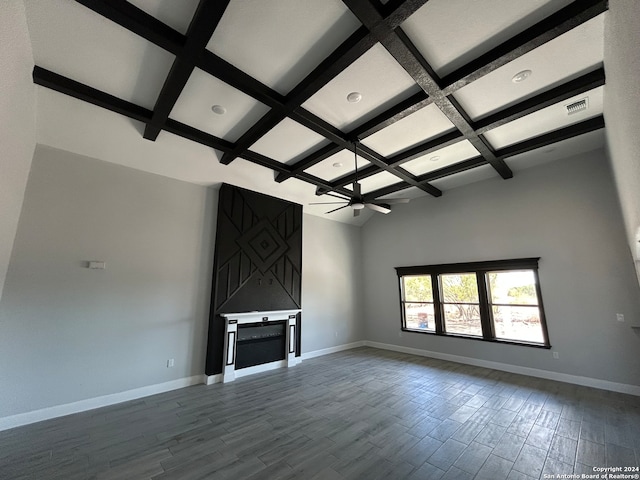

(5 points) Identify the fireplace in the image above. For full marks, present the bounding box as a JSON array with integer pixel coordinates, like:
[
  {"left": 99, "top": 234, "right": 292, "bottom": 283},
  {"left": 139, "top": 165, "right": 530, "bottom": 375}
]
[
  {"left": 217, "top": 309, "right": 301, "bottom": 383},
  {"left": 236, "top": 321, "right": 286, "bottom": 369}
]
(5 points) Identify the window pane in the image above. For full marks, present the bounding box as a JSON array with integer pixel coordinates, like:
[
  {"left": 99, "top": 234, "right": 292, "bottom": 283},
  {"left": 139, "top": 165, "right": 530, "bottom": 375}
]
[
  {"left": 403, "top": 303, "right": 435, "bottom": 331},
  {"left": 441, "top": 273, "right": 479, "bottom": 303},
  {"left": 402, "top": 276, "right": 433, "bottom": 302},
  {"left": 493, "top": 306, "right": 544, "bottom": 343},
  {"left": 443, "top": 304, "right": 482, "bottom": 336},
  {"left": 488, "top": 270, "right": 538, "bottom": 305}
]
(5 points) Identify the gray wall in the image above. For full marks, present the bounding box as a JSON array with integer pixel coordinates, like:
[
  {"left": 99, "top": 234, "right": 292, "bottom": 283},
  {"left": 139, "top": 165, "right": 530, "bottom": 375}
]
[
  {"left": 302, "top": 214, "right": 363, "bottom": 353},
  {"left": 361, "top": 149, "right": 640, "bottom": 386},
  {"left": 0, "top": 146, "right": 216, "bottom": 418},
  {"left": 0, "top": 0, "right": 36, "bottom": 303},
  {"left": 604, "top": 0, "right": 640, "bottom": 286},
  {"left": 0, "top": 146, "right": 365, "bottom": 418}
]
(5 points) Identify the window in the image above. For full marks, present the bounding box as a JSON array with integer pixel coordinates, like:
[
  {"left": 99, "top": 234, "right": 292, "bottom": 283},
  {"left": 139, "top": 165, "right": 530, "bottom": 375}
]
[{"left": 397, "top": 258, "right": 550, "bottom": 348}]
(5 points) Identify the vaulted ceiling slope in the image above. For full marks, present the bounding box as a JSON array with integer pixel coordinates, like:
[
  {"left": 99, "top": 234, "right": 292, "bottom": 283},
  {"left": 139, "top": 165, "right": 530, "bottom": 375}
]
[{"left": 26, "top": 0, "right": 607, "bottom": 224}]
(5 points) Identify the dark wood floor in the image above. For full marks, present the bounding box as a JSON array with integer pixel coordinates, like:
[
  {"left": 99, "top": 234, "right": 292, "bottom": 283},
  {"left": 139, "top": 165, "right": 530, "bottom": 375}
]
[{"left": 1, "top": 347, "right": 639, "bottom": 479}]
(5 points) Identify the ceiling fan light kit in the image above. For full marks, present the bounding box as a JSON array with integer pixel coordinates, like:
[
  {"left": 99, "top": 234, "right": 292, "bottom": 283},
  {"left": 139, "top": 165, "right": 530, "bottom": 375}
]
[{"left": 309, "top": 141, "right": 410, "bottom": 217}]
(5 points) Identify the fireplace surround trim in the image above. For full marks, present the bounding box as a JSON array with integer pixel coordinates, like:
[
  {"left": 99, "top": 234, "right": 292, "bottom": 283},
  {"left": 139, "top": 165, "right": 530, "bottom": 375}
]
[{"left": 217, "top": 309, "right": 301, "bottom": 383}]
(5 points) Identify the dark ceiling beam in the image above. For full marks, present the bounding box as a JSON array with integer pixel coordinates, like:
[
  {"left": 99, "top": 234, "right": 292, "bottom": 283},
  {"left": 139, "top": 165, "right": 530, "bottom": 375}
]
[
  {"left": 440, "top": 0, "right": 608, "bottom": 95},
  {"left": 362, "top": 156, "right": 488, "bottom": 202},
  {"left": 143, "top": 0, "right": 230, "bottom": 141},
  {"left": 495, "top": 115, "right": 605, "bottom": 158},
  {"left": 329, "top": 164, "right": 381, "bottom": 190},
  {"left": 343, "top": 0, "right": 512, "bottom": 179},
  {"left": 351, "top": 90, "right": 431, "bottom": 139},
  {"left": 76, "top": 0, "right": 288, "bottom": 112},
  {"left": 296, "top": 173, "right": 353, "bottom": 198},
  {"left": 33, "top": 66, "right": 153, "bottom": 125},
  {"left": 473, "top": 67, "right": 605, "bottom": 134},
  {"left": 357, "top": 144, "right": 442, "bottom": 197},
  {"left": 325, "top": 66, "right": 605, "bottom": 190},
  {"left": 74, "top": 0, "right": 184, "bottom": 55},
  {"left": 329, "top": 129, "right": 463, "bottom": 188},
  {"left": 387, "top": 130, "right": 464, "bottom": 167},
  {"left": 219, "top": 27, "right": 376, "bottom": 165},
  {"left": 34, "top": 66, "right": 234, "bottom": 153},
  {"left": 276, "top": 91, "right": 431, "bottom": 183},
  {"left": 219, "top": 0, "right": 431, "bottom": 166},
  {"left": 33, "top": 67, "right": 367, "bottom": 200},
  {"left": 199, "top": 54, "right": 285, "bottom": 110},
  {"left": 76, "top": 0, "right": 442, "bottom": 197}
]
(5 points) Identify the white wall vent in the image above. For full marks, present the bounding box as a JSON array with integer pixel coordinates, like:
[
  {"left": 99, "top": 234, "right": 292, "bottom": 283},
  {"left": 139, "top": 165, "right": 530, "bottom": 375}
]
[{"left": 566, "top": 97, "right": 589, "bottom": 115}]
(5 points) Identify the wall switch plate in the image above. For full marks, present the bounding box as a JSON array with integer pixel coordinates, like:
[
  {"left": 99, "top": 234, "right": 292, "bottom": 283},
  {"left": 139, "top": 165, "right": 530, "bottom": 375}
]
[
  {"left": 88, "top": 261, "right": 106, "bottom": 269},
  {"left": 167, "top": 359, "right": 175, "bottom": 368},
  {"left": 617, "top": 313, "right": 625, "bottom": 322},
  {"left": 552, "top": 351, "right": 559, "bottom": 359}
]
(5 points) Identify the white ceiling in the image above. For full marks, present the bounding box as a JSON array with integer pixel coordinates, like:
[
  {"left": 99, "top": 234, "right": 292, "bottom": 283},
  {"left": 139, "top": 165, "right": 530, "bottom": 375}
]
[{"left": 22, "top": 0, "right": 608, "bottom": 225}]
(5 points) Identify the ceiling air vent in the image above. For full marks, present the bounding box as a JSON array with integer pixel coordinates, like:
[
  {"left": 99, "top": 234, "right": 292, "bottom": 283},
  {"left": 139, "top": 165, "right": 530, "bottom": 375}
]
[{"left": 566, "top": 97, "right": 588, "bottom": 115}]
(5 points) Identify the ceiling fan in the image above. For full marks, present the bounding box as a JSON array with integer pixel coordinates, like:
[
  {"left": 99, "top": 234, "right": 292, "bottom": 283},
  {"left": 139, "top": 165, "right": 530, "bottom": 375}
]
[{"left": 310, "top": 141, "right": 410, "bottom": 217}]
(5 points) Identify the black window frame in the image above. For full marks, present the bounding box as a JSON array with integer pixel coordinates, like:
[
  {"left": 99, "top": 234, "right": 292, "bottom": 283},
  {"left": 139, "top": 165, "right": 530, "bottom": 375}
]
[{"left": 396, "top": 258, "right": 551, "bottom": 349}]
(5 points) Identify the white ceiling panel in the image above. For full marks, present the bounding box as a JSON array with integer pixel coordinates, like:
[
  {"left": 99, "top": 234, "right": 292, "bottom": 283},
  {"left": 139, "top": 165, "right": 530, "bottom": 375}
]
[
  {"left": 207, "top": 0, "right": 360, "bottom": 95},
  {"left": 430, "top": 165, "right": 499, "bottom": 191},
  {"left": 301, "top": 44, "right": 421, "bottom": 131},
  {"left": 353, "top": 171, "right": 401, "bottom": 195},
  {"left": 452, "top": 15, "right": 605, "bottom": 120},
  {"left": 25, "top": 0, "right": 175, "bottom": 110},
  {"left": 361, "top": 104, "right": 455, "bottom": 156},
  {"left": 170, "top": 68, "right": 270, "bottom": 143},
  {"left": 505, "top": 129, "right": 605, "bottom": 171},
  {"left": 305, "top": 149, "right": 371, "bottom": 182},
  {"left": 401, "top": 140, "right": 480, "bottom": 176},
  {"left": 484, "top": 86, "right": 604, "bottom": 150},
  {"left": 248, "top": 118, "right": 330, "bottom": 164},
  {"left": 127, "top": 0, "right": 200, "bottom": 34},
  {"left": 401, "top": 0, "right": 573, "bottom": 77}
]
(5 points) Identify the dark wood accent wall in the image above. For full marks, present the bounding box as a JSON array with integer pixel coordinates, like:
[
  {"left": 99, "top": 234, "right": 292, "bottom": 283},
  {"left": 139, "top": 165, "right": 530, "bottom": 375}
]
[{"left": 205, "top": 184, "right": 303, "bottom": 375}]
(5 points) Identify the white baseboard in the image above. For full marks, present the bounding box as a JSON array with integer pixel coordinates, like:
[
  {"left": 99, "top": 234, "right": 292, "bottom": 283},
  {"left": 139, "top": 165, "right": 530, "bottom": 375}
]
[
  {"left": 364, "top": 341, "right": 640, "bottom": 397},
  {"left": 0, "top": 375, "right": 205, "bottom": 432},
  {"left": 4, "top": 339, "right": 637, "bottom": 432},
  {"left": 205, "top": 374, "right": 223, "bottom": 385},
  {"left": 301, "top": 341, "right": 366, "bottom": 360}
]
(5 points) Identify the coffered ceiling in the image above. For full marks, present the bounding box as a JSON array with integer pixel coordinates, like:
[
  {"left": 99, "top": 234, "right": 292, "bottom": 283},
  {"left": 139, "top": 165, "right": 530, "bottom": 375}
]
[{"left": 25, "top": 0, "right": 607, "bottom": 225}]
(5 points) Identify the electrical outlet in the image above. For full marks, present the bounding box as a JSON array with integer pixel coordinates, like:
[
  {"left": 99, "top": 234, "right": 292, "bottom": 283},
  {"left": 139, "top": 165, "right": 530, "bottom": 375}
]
[
  {"left": 398, "top": 331, "right": 403, "bottom": 338},
  {"left": 616, "top": 313, "right": 625, "bottom": 322},
  {"left": 552, "top": 351, "right": 559, "bottom": 359},
  {"left": 167, "top": 358, "right": 175, "bottom": 368},
  {"left": 334, "top": 331, "right": 338, "bottom": 338}
]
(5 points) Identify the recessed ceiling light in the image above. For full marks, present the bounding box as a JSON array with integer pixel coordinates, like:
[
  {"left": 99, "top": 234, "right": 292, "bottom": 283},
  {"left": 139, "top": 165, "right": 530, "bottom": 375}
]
[
  {"left": 211, "top": 105, "right": 227, "bottom": 115},
  {"left": 429, "top": 155, "right": 441, "bottom": 162},
  {"left": 332, "top": 162, "right": 343, "bottom": 168},
  {"left": 512, "top": 70, "right": 532, "bottom": 83},
  {"left": 346, "top": 92, "right": 362, "bottom": 103}
]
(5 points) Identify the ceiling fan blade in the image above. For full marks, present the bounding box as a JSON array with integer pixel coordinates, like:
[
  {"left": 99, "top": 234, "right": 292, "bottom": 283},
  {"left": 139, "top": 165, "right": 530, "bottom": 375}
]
[
  {"left": 309, "top": 201, "right": 349, "bottom": 205},
  {"left": 375, "top": 197, "right": 410, "bottom": 204},
  {"left": 353, "top": 208, "right": 360, "bottom": 217},
  {"left": 325, "top": 205, "right": 350, "bottom": 214},
  {"left": 365, "top": 203, "right": 391, "bottom": 214},
  {"left": 322, "top": 192, "right": 350, "bottom": 201}
]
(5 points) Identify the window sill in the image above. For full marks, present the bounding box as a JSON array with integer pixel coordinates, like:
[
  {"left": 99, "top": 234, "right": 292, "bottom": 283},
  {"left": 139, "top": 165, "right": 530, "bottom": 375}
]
[{"left": 401, "top": 327, "right": 551, "bottom": 349}]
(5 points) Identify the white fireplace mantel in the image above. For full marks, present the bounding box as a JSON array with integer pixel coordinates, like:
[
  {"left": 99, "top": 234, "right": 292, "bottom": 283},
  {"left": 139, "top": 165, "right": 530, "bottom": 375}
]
[{"left": 216, "top": 309, "right": 301, "bottom": 383}]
